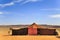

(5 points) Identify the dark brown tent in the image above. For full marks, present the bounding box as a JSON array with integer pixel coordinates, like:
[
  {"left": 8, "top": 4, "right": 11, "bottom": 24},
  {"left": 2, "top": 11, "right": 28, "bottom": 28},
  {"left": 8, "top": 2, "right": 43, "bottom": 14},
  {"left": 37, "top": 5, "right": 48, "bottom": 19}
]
[
  {"left": 11, "top": 28, "right": 28, "bottom": 35},
  {"left": 37, "top": 28, "right": 58, "bottom": 35},
  {"left": 10, "top": 23, "right": 58, "bottom": 35}
]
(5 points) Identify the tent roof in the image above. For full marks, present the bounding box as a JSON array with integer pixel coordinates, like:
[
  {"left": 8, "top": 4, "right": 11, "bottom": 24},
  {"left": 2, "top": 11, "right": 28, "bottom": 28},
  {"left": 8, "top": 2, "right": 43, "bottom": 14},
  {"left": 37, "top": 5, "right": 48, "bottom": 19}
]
[{"left": 10, "top": 23, "right": 55, "bottom": 30}]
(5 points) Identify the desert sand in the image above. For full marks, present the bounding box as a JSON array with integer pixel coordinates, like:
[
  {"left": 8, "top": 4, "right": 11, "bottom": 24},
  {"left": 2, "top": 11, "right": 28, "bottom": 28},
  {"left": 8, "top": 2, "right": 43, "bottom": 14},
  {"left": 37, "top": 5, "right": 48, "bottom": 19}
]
[{"left": 0, "top": 35, "right": 60, "bottom": 40}]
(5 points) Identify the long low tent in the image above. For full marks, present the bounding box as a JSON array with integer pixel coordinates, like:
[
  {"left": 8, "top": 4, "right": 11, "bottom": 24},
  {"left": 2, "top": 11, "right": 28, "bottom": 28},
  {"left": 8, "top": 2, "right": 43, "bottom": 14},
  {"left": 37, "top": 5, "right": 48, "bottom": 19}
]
[{"left": 10, "top": 23, "right": 58, "bottom": 35}]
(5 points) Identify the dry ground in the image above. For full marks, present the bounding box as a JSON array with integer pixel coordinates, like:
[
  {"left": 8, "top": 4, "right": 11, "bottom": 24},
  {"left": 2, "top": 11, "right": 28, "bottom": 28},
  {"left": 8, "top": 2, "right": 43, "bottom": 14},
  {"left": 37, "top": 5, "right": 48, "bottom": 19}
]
[{"left": 0, "top": 35, "right": 60, "bottom": 40}]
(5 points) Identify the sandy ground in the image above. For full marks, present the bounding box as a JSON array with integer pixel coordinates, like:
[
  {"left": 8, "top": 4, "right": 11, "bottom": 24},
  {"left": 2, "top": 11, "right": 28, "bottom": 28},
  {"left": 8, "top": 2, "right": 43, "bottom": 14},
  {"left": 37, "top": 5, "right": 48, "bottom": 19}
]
[{"left": 0, "top": 35, "right": 60, "bottom": 40}]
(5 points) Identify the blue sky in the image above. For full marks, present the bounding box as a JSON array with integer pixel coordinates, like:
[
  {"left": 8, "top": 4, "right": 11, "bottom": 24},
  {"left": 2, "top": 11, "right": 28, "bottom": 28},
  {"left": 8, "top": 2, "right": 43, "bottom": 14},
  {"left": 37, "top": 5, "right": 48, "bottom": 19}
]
[{"left": 0, "top": 0, "right": 60, "bottom": 25}]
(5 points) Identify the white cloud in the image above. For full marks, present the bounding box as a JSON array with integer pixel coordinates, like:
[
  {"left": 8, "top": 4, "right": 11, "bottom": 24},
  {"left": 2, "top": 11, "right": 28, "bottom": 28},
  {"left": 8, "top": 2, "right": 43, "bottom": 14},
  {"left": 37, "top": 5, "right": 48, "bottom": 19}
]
[
  {"left": 0, "top": 2, "right": 14, "bottom": 7},
  {"left": 49, "top": 14, "right": 60, "bottom": 18},
  {"left": 0, "top": 0, "right": 42, "bottom": 7},
  {"left": 0, "top": 12, "right": 5, "bottom": 18},
  {"left": 0, "top": 11, "right": 10, "bottom": 18},
  {"left": 0, "top": 11, "right": 9, "bottom": 15},
  {"left": 13, "top": 0, "right": 22, "bottom": 2},
  {"left": 0, "top": 0, "right": 22, "bottom": 7},
  {"left": 40, "top": 8, "right": 60, "bottom": 10},
  {"left": 0, "top": 12, "right": 3, "bottom": 14},
  {"left": 27, "top": 0, "right": 40, "bottom": 2},
  {"left": 21, "top": 0, "right": 42, "bottom": 5}
]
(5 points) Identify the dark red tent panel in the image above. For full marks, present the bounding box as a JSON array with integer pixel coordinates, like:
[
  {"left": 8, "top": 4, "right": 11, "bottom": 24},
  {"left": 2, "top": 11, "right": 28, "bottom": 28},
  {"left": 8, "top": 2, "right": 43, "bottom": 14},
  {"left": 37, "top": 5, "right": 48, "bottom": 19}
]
[
  {"left": 28, "top": 27, "right": 37, "bottom": 35},
  {"left": 28, "top": 23, "right": 38, "bottom": 35}
]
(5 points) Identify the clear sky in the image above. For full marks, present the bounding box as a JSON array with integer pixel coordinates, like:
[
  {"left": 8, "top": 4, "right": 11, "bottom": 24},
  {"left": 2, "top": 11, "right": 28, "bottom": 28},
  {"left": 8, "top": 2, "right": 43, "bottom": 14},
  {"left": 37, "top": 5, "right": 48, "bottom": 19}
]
[{"left": 0, "top": 0, "right": 60, "bottom": 25}]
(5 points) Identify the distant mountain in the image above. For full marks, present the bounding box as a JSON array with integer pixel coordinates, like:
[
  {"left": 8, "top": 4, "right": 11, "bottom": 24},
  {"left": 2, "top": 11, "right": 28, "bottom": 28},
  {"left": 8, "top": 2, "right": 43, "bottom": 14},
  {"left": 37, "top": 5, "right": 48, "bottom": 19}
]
[{"left": 0, "top": 24, "right": 60, "bottom": 28}]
